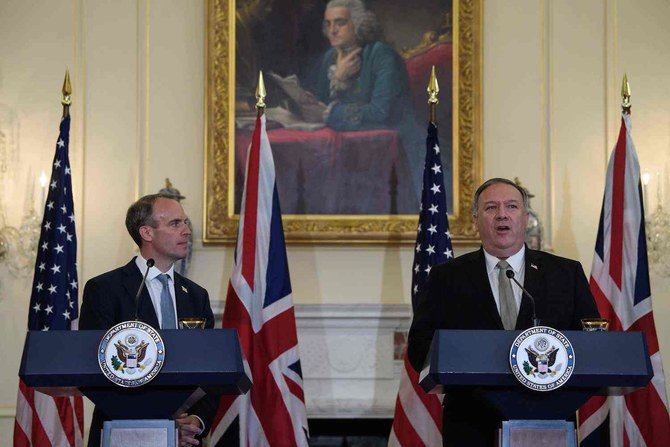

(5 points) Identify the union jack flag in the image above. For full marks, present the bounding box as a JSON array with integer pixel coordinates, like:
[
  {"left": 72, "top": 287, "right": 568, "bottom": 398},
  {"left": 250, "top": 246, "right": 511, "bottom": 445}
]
[
  {"left": 578, "top": 111, "right": 670, "bottom": 446},
  {"left": 209, "top": 114, "right": 309, "bottom": 446},
  {"left": 389, "top": 122, "right": 453, "bottom": 446},
  {"left": 13, "top": 114, "right": 85, "bottom": 446}
]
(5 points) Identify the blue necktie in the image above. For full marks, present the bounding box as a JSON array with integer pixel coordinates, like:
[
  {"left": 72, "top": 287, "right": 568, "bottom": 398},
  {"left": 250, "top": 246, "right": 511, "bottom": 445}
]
[{"left": 157, "top": 274, "right": 176, "bottom": 329}]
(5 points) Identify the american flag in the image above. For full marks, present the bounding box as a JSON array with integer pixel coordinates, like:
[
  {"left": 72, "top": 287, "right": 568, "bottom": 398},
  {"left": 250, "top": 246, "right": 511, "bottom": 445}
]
[
  {"left": 578, "top": 112, "right": 670, "bottom": 446},
  {"left": 389, "top": 122, "right": 453, "bottom": 446},
  {"left": 209, "top": 114, "right": 309, "bottom": 446},
  {"left": 13, "top": 114, "right": 84, "bottom": 446}
]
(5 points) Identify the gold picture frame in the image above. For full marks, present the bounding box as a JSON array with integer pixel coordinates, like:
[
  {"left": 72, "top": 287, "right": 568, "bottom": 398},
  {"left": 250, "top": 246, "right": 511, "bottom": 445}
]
[{"left": 204, "top": 0, "right": 482, "bottom": 244}]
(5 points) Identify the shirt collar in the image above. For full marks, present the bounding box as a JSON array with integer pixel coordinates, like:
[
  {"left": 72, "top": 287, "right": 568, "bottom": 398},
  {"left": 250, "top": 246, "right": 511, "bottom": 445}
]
[
  {"left": 135, "top": 253, "right": 175, "bottom": 282},
  {"left": 483, "top": 245, "right": 526, "bottom": 274}
]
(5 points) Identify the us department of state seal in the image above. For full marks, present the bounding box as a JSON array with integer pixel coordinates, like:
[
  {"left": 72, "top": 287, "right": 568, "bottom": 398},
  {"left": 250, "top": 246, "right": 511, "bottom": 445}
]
[
  {"left": 509, "top": 326, "right": 574, "bottom": 392},
  {"left": 98, "top": 321, "right": 165, "bottom": 388}
]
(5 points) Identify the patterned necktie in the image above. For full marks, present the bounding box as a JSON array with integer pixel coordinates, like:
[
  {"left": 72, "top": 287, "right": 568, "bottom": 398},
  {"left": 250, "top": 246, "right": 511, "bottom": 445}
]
[
  {"left": 497, "top": 260, "right": 518, "bottom": 330},
  {"left": 156, "top": 274, "right": 176, "bottom": 329}
]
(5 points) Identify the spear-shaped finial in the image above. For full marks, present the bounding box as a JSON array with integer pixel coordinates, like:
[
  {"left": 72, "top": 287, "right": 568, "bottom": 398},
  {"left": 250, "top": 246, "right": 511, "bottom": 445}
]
[
  {"left": 62, "top": 69, "right": 72, "bottom": 106},
  {"left": 255, "top": 71, "right": 266, "bottom": 114},
  {"left": 621, "top": 73, "right": 631, "bottom": 112},
  {"left": 427, "top": 66, "right": 439, "bottom": 105},
  {"left": 427, "top": 66, "right": 439, "bottom": 123}
]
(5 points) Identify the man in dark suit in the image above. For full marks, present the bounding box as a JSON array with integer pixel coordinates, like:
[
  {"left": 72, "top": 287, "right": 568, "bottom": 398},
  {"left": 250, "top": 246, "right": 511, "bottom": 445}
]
[
  {"left": 408, "top": 178, "right": 599, "bottom": 447},
  {"left": 80, "top": 194, "right": 215, "bottom": 447}
]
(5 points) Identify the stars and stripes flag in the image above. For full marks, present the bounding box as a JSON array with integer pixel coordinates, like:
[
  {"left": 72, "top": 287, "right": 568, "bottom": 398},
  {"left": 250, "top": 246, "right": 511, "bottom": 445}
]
[
  {"left": 388, "top": 122, "right": 453, "bottom": 447},
  {"left": 209, "top": 114, "right": 309, "bottom": 446},
  {"left": 13, "top": 114, "right": 84, "bottom": 446},
  {"left": 578, "top": 111, "right": 670, "bottom": 446}
]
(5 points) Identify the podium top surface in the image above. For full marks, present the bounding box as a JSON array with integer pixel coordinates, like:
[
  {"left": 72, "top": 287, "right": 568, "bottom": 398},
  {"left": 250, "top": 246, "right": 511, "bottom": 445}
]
[
  {"left": 421, "top": 329, "right": 652, "bottom": 394},
  {"left": 20, "top": 328, "right": 249, "bottom": 391}
]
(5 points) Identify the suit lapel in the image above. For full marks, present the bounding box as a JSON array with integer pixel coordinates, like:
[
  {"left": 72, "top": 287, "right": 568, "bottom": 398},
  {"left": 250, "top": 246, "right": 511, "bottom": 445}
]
[
  {"left": 516, "top": 248, "right": 544, "bottom": 329},
  {"left": 121, "top": 259, "right": 159, "bottom": 327},
  {"left": 173, "top": 273, "right": 191, "bottom": 320},
  {"left": 469, "top": 248, "right": 504, "bottom": 329}
]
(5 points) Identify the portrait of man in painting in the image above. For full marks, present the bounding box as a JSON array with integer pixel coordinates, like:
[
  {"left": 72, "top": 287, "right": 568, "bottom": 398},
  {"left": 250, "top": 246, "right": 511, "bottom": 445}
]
[{"left": 232, "top": 0, "right": 454, "bottom": 216}]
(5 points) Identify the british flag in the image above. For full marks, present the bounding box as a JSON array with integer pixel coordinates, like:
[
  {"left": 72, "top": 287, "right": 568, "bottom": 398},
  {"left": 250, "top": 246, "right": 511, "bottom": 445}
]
[
  {"left": 578, "top": 111, "right": 670, "bottom": 446},
  {"left": 388, "top": 122, "right": 452, "bottom": 446},
  {"left": 13, "top": 114, "right": 85, "bottom": 446},
  {"left": 209, "top": 114, "right": 309, "bottom": 446}
]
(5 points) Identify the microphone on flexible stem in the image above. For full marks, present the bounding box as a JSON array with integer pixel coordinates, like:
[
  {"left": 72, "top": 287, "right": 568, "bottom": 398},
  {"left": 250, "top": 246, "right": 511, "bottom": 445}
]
[
  {"left": 505, "top": 269, "right": 540, "bottom": 327},
  {"left": 134, "top": 258, "right": 155, "bottom": 321}
]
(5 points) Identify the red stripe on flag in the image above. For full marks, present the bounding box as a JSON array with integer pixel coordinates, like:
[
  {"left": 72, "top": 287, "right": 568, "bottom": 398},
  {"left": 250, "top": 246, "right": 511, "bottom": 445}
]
[
  {"left": 391, "top": 396, "right": 424, "bottom": 447},
  {"left": 212, "top": 394, "right": 239, "bottom": 430},
  {"left": 222, "top": 283, "right": 254, "bottom": 350},
  {"left": 590, "top": 277, "right": 660, "bottom": 353},
  {"left": 56, "top": 396, "right": 75, "bottom": 447},
  {"left": 626, "top": 383, "right": 670, "bottom": 447},
  {"left": 589, "top": 278, "right": 624, "bottom": 331},
  {"left": 404, "top": 355, "right": 442, "bottom": 428},
  {"left": 284, "top": 375, "right": 305, "bottom": 402},
  {"left": 257, "top": 308, "right": 299, "bottom": 357},
  {"left": 13, "top": 421, "right": 30, "bottom": 447},
  {"left": 609, "top": 118, "right": 627, "bottom": 289},
  {"left": 16, "top": 380, "right": 52, "bottom": 447},
  {"left": 241, "top": 116, "right": 262, "bottom": 289},
  {"left": 75, "top": 396, "right": 84, "bottom": 437},
  {"left": 629, "top": 312, "right": 660, "bottom": 355},
  {"left": 250, "top": 362, "right": 299, "bottom": 446},
  {"left": 578, "top": 395, "right": 607, "bottom": 426}
]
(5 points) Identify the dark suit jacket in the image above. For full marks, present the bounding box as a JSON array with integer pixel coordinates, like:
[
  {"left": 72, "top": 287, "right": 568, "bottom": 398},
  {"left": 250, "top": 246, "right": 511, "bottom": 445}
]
[
  {"left": 408, "top": 247, "right": 599, "bottom": 447},
  {"left": 79, "top": 258, "right": 216, "bottom": 447}
]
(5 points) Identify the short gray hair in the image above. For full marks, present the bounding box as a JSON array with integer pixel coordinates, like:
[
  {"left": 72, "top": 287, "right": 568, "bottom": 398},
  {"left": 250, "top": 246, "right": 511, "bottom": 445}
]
[
  {"left": 125, "top": 193, "right": 177, "bottom": 248},
  {"left": 324, "top": 0, "right": 382, "bottom": 45},
  {"left": 473, "top": 178, "right": 529, "bottom": 215}
]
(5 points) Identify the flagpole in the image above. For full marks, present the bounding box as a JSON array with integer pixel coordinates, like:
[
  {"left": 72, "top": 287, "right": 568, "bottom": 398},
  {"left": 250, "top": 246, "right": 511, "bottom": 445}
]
[
  {"left": 256, "top": 70, "right": 266, "bottom": 117},
  {"left": 62, "top": 69, "right": 72, "bottom": 118},
  {"left": 427, "top": 65, "right": 439, "bottom": 124},
  {"left": 13, "top": 68, "right": 84, "bottom": 447},
  {"left": 389, "top": 65, "right": 451, "bottom": 447}
]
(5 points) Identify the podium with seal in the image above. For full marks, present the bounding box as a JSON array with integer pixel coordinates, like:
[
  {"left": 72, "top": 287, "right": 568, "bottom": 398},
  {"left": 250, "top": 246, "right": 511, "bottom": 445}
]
[
  {"left": 420, "top": 329, "right": 653, "bottom": 447},
  {"left": 19, "top": 328, "right": 250, "bottom": 446}
]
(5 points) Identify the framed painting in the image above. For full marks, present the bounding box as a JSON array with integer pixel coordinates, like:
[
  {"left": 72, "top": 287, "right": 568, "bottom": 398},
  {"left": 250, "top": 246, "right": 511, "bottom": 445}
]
[{"left": 204, "top": 0, "right": 482, "bottom": 243}]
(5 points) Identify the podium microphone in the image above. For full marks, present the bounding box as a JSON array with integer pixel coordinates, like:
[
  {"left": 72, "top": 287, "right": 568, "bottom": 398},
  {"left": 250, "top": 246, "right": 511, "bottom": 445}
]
[
  {"left": 505, "top": 269, "right": 540, "bottom": 327},
  {"left": 134, "top": 258, "right": 155, "bottom": 321}
]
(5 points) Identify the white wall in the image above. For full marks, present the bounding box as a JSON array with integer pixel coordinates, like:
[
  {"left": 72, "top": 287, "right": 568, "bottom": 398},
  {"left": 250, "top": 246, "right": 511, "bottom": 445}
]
[{"left": 1, "top": 0, "right": 669, "bottom": 444}]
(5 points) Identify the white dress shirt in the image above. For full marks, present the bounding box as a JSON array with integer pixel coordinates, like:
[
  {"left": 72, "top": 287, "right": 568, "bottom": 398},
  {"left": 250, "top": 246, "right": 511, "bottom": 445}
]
[
  {"left": 134, "top": 255, "right": 205, "bottom": 432},
  {"left": 483, "top": 245, "right": 526, "bottom": 315},
  {"left": 135, "top": 254, "right": 178, "bottom": 329}
]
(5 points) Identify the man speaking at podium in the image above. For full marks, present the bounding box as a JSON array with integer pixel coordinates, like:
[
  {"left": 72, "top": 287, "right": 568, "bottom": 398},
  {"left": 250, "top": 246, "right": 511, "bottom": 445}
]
[
  {"left": 408, "top": 177, "right": 599, "bottom": 447},
  {"left": 80, "top": 194, "right": 215, "bottom": 447}
]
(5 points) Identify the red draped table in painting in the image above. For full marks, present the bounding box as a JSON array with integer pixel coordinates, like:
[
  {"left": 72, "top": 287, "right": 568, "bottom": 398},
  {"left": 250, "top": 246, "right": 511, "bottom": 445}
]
[{"left": 235, "top": 128, "right": 420, "bottom": 215}]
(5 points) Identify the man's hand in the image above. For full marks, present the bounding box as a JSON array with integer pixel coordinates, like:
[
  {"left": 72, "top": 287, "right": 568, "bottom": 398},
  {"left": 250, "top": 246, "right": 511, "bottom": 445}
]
[
  {"left": 333, "top": 47, "right": 362, "bottom": 82},
  {"left": 175, "top": 413, "right": 202, "bottom": 447}
]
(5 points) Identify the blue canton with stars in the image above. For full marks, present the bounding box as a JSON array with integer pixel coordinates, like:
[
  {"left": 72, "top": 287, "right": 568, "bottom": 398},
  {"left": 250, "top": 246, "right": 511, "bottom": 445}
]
[
  {"left": 28, "top": 115, "right": 78, "bottom": 331},
  {"left": 411, "top": 122, "right": 454, "bottom": 308}
]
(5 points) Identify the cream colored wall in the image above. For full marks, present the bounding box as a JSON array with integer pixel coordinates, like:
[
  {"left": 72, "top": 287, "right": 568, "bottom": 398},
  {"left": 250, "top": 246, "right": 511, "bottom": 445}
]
[{"left": 1, "top": 0, "right": 669, "bottom": 444}]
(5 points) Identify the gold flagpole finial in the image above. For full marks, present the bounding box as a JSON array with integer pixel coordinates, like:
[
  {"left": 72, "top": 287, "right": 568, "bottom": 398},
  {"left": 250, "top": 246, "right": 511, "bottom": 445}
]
[
  {"left": 427, "top": 66, "right": 439, "bottom": 123},
  {"left": 621, "top": 73, "right": 631, "bottom": 112},
  {"left": 62, "top": 69, "right": 72, "bottom": 106},
  {"left": 255, "top": 71, "right": 266, "bottom": 115}
]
